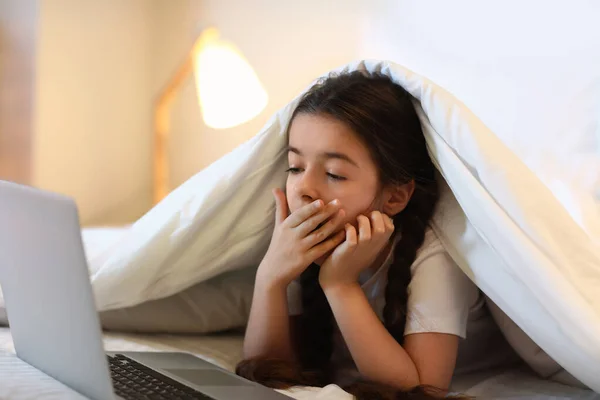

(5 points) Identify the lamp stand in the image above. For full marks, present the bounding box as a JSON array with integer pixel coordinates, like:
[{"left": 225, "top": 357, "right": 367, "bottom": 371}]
[{"left": 153, "top": 28, "right": 218, "bottom": 204}]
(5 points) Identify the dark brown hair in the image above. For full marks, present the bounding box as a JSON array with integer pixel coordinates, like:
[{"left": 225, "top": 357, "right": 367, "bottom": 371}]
[{"left": 237, "top": 72, "right": 464, "bottom": 399}]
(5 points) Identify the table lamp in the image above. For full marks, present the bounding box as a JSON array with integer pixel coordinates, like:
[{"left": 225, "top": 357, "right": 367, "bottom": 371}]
[{"left": 153, "top": 27, "right": 268, "bottom": 204}]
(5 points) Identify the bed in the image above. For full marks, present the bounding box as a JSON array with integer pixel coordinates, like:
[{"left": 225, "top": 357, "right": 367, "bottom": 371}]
[
  {"left": 1, "top": 227, "right": 599, "bottom": 399},
  {"left": 0, "top": 328, "right": 243, "bottom": 400},
  {"left": 1, "top": 327, "right": 599, "bottom": 399}
]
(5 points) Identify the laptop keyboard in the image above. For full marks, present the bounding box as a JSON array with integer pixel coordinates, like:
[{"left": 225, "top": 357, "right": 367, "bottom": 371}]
[{"left": 107, "top": 354, "right": 215, "bottom": 400}]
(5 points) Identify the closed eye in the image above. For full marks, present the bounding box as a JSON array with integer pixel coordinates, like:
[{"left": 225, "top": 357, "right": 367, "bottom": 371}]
[
  {"left": 286, "top": 167, "right": 302, "bottom": 174},
  {"left": 327, "top": 173, "right": 346, "bottom": 181},
  {"left": 286, "top": 167, "right": 346, "bottom": 182}
]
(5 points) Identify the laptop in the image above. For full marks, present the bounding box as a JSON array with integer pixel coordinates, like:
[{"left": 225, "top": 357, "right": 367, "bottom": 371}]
[{"left": 0, "top": 180, "right": 290, "bottom": 400}]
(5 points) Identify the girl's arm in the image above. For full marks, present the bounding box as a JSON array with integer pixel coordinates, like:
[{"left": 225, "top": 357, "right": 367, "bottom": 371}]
[
  {"left": 242, "top": 276, "right": 296, "bottom": 362},
  {"left": 403, "top": 332, "right": 459, "bottom": 390},
  {"left": 324, "top": 283, "right": 419, "bottom": 388},
  {"left": 319, "top": 214, "right": 468, "bottom": 390},
  {"left": 324, "top": 283, "right": 459, "bottom": 391},
  {"left": 242, "top": 190, "right": 345, "bottom": 362}
]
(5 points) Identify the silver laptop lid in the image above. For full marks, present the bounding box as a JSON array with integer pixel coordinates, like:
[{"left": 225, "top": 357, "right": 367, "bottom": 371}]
[{"left": 0, "top": 181, "right": 115, "bottom": 400}]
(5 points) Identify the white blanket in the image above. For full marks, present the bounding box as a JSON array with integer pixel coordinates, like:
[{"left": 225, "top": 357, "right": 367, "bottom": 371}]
[{"left": 88, "top": 60, "right": 600, "bottom": 392}]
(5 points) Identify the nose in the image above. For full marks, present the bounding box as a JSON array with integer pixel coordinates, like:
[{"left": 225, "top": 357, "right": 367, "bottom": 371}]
[{"left": 294, "top": 169, "right": 320, "bottom": 204}]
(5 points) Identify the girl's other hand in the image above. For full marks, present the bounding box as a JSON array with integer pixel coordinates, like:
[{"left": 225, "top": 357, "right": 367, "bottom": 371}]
[
  {"left": 319, "top": 211, "right": 395, "bottom": 290},
  {"left": 256, "top": 188, "right": 346, "bottom": 288}
]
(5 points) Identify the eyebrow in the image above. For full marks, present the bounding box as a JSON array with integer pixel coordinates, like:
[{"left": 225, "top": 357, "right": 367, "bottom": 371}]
[{"left": 287, "top": 146, "right": 359, "bottom": 168}]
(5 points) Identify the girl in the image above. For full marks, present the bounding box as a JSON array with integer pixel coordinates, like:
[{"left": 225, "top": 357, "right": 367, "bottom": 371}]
[{"left": 236, "top": 71, "right": 491, "bottom": 399}]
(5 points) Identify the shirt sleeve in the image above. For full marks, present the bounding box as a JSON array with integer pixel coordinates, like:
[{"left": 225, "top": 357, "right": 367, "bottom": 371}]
[
  {"left": 286, "top": 279, "right": 303, "bottom": 316},
  {"left": 404, "top": 229, "right": 479, "bottom": 339}
]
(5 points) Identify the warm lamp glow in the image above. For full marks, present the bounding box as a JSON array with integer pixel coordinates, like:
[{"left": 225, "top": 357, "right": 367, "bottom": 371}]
[
  {"left": 153, "top": 27, "right": 268, "bottom": 204},
  {"left": 193, "top": 28, "right": 268, "bottom": 129}
]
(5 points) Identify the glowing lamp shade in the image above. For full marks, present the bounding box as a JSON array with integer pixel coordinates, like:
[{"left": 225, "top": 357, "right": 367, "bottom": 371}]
[
  {"left": 193, "top": 32, "right": 268, "bottom": 129},
  {"left": 153, "top": 28, "right": 268, "bottom": 204}
]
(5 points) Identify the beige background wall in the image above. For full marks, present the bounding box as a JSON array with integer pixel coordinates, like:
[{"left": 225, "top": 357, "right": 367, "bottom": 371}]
[
  {"left": 0, "top": 0, "right": 38, "bottom": 185},
  {"left": 33, "top": 0, "right": 154, "bottom": 225},
  {"left": 12, "top": 0, "right": 597, "bottom": 225}
]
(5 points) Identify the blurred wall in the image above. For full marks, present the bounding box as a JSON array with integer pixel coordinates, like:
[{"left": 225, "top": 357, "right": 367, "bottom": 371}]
[
  {"left": 358, "top": 0, "right": 600, "bottom": 222},
  {"left": 359, "top": 0, "right": 600, "bottom": 156},
  {"left": 33, "top": 0, "right": 154, "bottom": 225},
  {"left": 0, "top": 0, "right": 38, "bottom": 184}
]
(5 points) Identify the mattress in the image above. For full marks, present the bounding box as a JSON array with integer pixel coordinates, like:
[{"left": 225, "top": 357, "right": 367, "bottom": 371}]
[{"left": 1, "top": 327, "right": 598, "bottom": 399}]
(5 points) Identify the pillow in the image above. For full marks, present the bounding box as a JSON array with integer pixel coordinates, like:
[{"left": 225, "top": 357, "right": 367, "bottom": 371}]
[{"left": 99, "top": 266, "right": 256, "bottom": 333}]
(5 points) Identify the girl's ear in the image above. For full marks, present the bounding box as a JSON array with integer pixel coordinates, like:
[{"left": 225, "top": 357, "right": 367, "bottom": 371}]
[{"left": 382, "top": 180, "right": 415, "bottom": 217}]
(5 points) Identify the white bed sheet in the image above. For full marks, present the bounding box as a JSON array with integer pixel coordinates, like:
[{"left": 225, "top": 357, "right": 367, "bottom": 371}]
[
  {"left": 0, "top": 327, "right": 244, "bottom": 372},
  {"left": 1, "top": 327, "right": 599, "bottom": 400},
  {"left": 0, "top": 327, "right": 244, "bottom": 400}
]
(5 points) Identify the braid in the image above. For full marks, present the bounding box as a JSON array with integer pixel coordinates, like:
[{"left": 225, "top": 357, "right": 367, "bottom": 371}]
[
  {"left": 383, "top": 183, "right": 439, "bottom": 344},
  {"left": 235, "top": 263, "right": 333, "bottom": 389},
  {"left": 296, "top": 263, "right": 335, "bottom": 379}
]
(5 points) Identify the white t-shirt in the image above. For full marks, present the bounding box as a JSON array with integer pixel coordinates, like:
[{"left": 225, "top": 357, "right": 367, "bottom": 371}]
[{"left": 287, "top": 227, "right": 518, "bottom": 385}]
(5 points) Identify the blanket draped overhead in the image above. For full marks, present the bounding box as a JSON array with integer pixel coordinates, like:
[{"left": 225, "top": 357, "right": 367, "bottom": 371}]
[{"left": 88, "top": 60, "right": 600, "bottom": 391}]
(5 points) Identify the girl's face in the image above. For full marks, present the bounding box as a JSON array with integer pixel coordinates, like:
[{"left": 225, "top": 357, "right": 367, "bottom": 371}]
[{"left": 286, "top": 113, "right": 382, "bottom": 227}]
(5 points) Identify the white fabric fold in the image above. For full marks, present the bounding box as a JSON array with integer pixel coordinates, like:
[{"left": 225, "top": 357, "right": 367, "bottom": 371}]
[{"left": 88, "top": 60, "right": 600, "bottom": 391}]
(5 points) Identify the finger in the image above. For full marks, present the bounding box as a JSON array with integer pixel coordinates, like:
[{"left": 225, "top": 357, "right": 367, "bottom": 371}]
[
  {"left": 285, "top": 198, "right": 324, "bottom": 228},
  {"left": 297, "top": 199, "right": 342, "bottom": 237},
  {"left": 357, "top": 215, "right": 371, "bottom": 242},
  {"left": 383, "top": 214, "right": 395, "bottom": 232},
  {"left": 333, "top": 223, "right": 358, "bottom": 255},
  {"left": 302, "top": 208, "right": 346, "bottom": 247},
  {"left": 272, "top": 188, "right": 290, "bottom": 225},
  {"left": 370, "top": 211, "right": 386, "bottom": 236},
  {"left": 307, "top": 229, "right": 346, "bottom": 259},
  {"left": 344, "top": 223, "right": 358, "bottom": 248}
]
